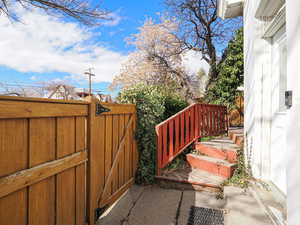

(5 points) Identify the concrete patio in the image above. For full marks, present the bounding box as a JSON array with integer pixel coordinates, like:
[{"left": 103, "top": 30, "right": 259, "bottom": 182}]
[{"left": 98, "top": 184, "right": 273, "bottom": 225}]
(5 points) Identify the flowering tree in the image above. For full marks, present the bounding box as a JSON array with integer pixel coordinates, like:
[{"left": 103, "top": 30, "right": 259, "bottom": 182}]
[{"left": 112, "top": 17, "right": 197, "bottom": 101}]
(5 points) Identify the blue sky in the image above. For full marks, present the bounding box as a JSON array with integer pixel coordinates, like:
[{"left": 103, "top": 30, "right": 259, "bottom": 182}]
[{"left": 0, "top": 0, "right": 210, "bottom": 96}]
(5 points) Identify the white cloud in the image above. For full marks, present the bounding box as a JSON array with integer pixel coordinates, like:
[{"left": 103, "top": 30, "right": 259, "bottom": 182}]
[
  {"left": 182, "top": 50, "right": 210, "bottom": 75},
  {"left": 30, "top": 76, "right": 37, "bottom": 80},
  {"left": 0, "top": 7, "right": 127, "bottom": 82},
  {"left": 101, "top": 11, "right": 122, "bottom": 27}
]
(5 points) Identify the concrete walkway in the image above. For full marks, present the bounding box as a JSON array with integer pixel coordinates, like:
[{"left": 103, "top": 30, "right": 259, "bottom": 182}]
[{"left": 98, "top": 185, "right": 273, "bottom": 225}]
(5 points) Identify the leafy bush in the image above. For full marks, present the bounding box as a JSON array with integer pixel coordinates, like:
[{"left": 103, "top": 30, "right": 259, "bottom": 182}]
[
  {"left": 118, "top": 84, "right": 188, "bottom": 184},
  {"left": 163, "top": 94, "right": 188, "bottom": 120}
]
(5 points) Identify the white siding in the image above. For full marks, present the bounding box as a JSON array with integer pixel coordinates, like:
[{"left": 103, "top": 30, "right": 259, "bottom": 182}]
[
  {"left": 244, "top": 0, "right": 287, "bottom": 194},
  {"left": 244, "top": 0, "right": 272, "bottom": 181},
  {"left": 286, "top": 1, "right": 300, "bottom": 224}
]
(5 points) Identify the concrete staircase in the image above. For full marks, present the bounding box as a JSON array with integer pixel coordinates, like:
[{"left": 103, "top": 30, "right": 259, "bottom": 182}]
[{"left": 159, "top": 128, "right": 243, "bottom": 192}]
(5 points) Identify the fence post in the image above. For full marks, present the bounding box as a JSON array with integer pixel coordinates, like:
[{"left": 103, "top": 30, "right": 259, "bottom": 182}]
[
  {"left": 86, "top": 97, "right": 95, "bottom": 225},
  {"left": 86, "top": 97, "right": 106, "bottom": 225}
]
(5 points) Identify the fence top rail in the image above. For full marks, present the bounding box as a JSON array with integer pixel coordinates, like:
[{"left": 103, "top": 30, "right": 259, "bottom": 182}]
[
  {"left": 0, "top": 95, "right": 90, "bottom": 105},
  {"left": 0, "top": 96, "right": 136, "bottom": 107},
  {"left": 155, "top": 103, "right": 196, "bottom": 131},
  {"left": 98, "top": 101, "right": 136, "bottom": 108},
  {"left": 155, "top": 103, "right": 226, "bottom": 132}
]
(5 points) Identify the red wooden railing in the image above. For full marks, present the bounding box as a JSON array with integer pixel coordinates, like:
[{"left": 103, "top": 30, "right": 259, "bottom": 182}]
[{"left": 155, "top": 103, "right": 228, "bottom": 176}]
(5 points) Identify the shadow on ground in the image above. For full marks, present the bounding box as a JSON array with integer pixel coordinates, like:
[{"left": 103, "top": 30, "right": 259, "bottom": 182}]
[{"left": 98, "top": 183, "right": 273, "bottom": 225}]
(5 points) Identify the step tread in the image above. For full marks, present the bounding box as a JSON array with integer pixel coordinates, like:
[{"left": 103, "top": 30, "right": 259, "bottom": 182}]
[
  {"left": 228, "top": 127, "right": 244, "bottom": 133},
  {"left": 188, "top": 153, "right": 236, "bottom": 167},
  {"left": 198, "top": 140, "right": 240, "bottom": 151},
  {"left": 162, "top": 166, "right": 226, "bottom": 186}
]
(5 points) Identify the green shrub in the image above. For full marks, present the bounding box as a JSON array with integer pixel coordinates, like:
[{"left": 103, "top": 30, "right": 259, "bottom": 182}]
[
  {"left": 206, "top": 28, "right": 244, "bottom": 110},
  {"left": 118, "top": 84, "right": 188, "bottom": 184},
  {"left": 163, "top": 94, "right": 188, "bottom": 120}
]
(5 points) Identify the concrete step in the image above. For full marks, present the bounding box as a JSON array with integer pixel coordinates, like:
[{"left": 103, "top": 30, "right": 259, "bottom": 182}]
[
  {"left": 228, "top": 128, "right": 244, "bottom": 146},
  {"left": 232, "top": 134, "right": 244, "bottom": 146},
  {"left": 157, "top": 165, "right": 226, "bottom": 193},
  {"left": 186, "top": 154, "right": 237, "bottom": 178},
  {"left": 195, "top": 141, "right": 238, "bottom": 163}
]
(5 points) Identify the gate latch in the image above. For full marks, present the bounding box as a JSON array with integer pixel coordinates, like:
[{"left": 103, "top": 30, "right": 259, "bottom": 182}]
[{"left": 96, "top": 103, "right": 111, "bottom": 115}]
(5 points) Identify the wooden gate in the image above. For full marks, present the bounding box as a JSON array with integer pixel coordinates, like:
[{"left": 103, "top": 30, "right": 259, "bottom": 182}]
[
  {"left": 87, "top": 99, "right": 138, "bottom": 224},
  {"left": 0, "top": 96, "right": 89, "bottom": 225}
]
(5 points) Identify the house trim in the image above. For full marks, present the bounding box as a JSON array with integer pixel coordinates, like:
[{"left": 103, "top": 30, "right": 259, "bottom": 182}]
[
  {"left": 263, "top": 5, "right": 286, "bottom": 38},
  {"left": 255, "top": 0, "right": 285, "bottom": 20},
  {"left": 217, "top": 0, "right": 244, "bottom": 19}
]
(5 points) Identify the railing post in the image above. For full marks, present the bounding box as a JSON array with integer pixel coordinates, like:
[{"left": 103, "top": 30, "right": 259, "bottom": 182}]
[
  {"left": 156, "top": 126, "right": 162, "bottom": 176},
  {"left": 194, "top": 104, "right": 199, "bottom": 140},
  {"left": 169, "top": 120, "right": 174, "bottom": 161},
  {"left": 225, "top": 107, "right": 229, "bottom": 135}
]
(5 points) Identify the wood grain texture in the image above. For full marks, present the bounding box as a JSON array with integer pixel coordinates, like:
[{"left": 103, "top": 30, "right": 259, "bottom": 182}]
[
  {"left": 118, "top": 115, "right": 125, "bottom": 187},
  {"left": 29, "top": 178, "right": 55, "bottom": 225},
  {"left": 76, "top": 117, "right": 86, "bottom": 152},
  {"left": 0, "top": 95, "right": 89, "bottom": 104},
  {"left": 75, "top": 117, "right": 87, "bottom": 225},
  {"left": 97, "top": 103, "right": 135, "bottom": 115},
  {"left": 124, "top": 115, "right": 130, "bottom": 181},
  {"left": 87, "top": 100, "right": 106, "bottom": 224},
  {"left": 0, "top": 100, "right": 88, "bottom": 119},
  {"left": 57, "top": 168, "right": 76, "bottom": 225},
  {"left": 0, "top": 151, "right": 87, "bottom": 198},
  {"left": 0, "top": 188, "right": 27, "bottom": 225},
  {"left": 76, "top": 164, "right": 86, "bottom": 225},
  {"left": 29, "top": 118, "right": 56, "bottom": 167},
  {"left": 57, "top": 117, "right": 76, "bottom": 158},
  {"left": 112, "top": 115, "right": 119, "bottom": 192},
  {"left": 0, "top": 119, "right": 28, "bottom": 177},
  {"left": 98, "top": 115, "right": 134, "bottom": 208},
  {"left": 29, "top": 118, "right": 56, "bottom": 225},
  {"left": 105, "top": 115, "right": 113, "bottom": 196},
  {"left": 0, "top": 98, "right": 91, "bottom": 225}
]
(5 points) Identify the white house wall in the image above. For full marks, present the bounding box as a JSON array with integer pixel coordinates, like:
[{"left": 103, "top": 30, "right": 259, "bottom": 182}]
[
  {"left": 286, "top": 1, "right": 300, "bottom": 224},
  {"left": 244, "top": 0, "right": 272, "bottom": 182},
  {"left": 244, "top": 0, "right": 288, "bottom": 195}
]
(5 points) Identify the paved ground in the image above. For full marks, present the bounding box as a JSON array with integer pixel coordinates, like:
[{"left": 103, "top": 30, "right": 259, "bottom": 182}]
[{"left": 98, "top": 185, "right": 273, "bottom": 225}]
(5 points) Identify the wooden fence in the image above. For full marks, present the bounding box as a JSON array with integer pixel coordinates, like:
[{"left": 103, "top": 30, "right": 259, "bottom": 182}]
[{"left": 0, "top": 96, "right": 138, "bottom": 225}]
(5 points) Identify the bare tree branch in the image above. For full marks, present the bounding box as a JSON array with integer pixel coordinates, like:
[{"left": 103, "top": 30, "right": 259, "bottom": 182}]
[
  {"left": 165, "top": 0, "right": 242, "bottom": 87},
  {"left": 0, "top": 0, "right": 110, "bottom": 25}
]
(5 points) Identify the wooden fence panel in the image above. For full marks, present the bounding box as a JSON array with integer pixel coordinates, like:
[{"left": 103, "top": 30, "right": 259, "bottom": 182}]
[
  {"left": 0, "top": 97, "right": 88, "bottom": 225},
  {"left": 0, "top": 96, "right": 138, "bottom": 225},
  {"left": 88, "top": 99, "right": 138, "bottom": 225}
]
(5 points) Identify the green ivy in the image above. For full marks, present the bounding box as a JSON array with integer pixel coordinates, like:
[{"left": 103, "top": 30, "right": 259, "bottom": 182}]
[
  {"left": 222, "top": 143, "right": 251, "bottom": 189},
  {"left": 118, "top": 84, "right": 188, "bottom": 184}
]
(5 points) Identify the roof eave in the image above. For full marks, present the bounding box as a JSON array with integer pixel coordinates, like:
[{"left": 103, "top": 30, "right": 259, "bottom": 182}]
[{"left": 218, "top": 0, "right": 244, "bottom": 19}]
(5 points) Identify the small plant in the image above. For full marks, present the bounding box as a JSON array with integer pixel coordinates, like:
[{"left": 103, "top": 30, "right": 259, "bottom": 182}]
[
  {"left": 222, "top": 142, "right": 251, "bottom": 189},
  {"left": 164, "top": 146, "right": 193, "bottom": 171},
  {"left": 216, "top": 189, "right": 224, "bottom": 199}
]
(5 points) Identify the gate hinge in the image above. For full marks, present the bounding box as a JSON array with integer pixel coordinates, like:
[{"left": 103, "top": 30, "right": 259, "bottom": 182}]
[
  {"left": 95, "top": 207, "right": 107, "bottom": 223},
  {"left": 95, "top": 103, "right": 111, "bottom": 115}
]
